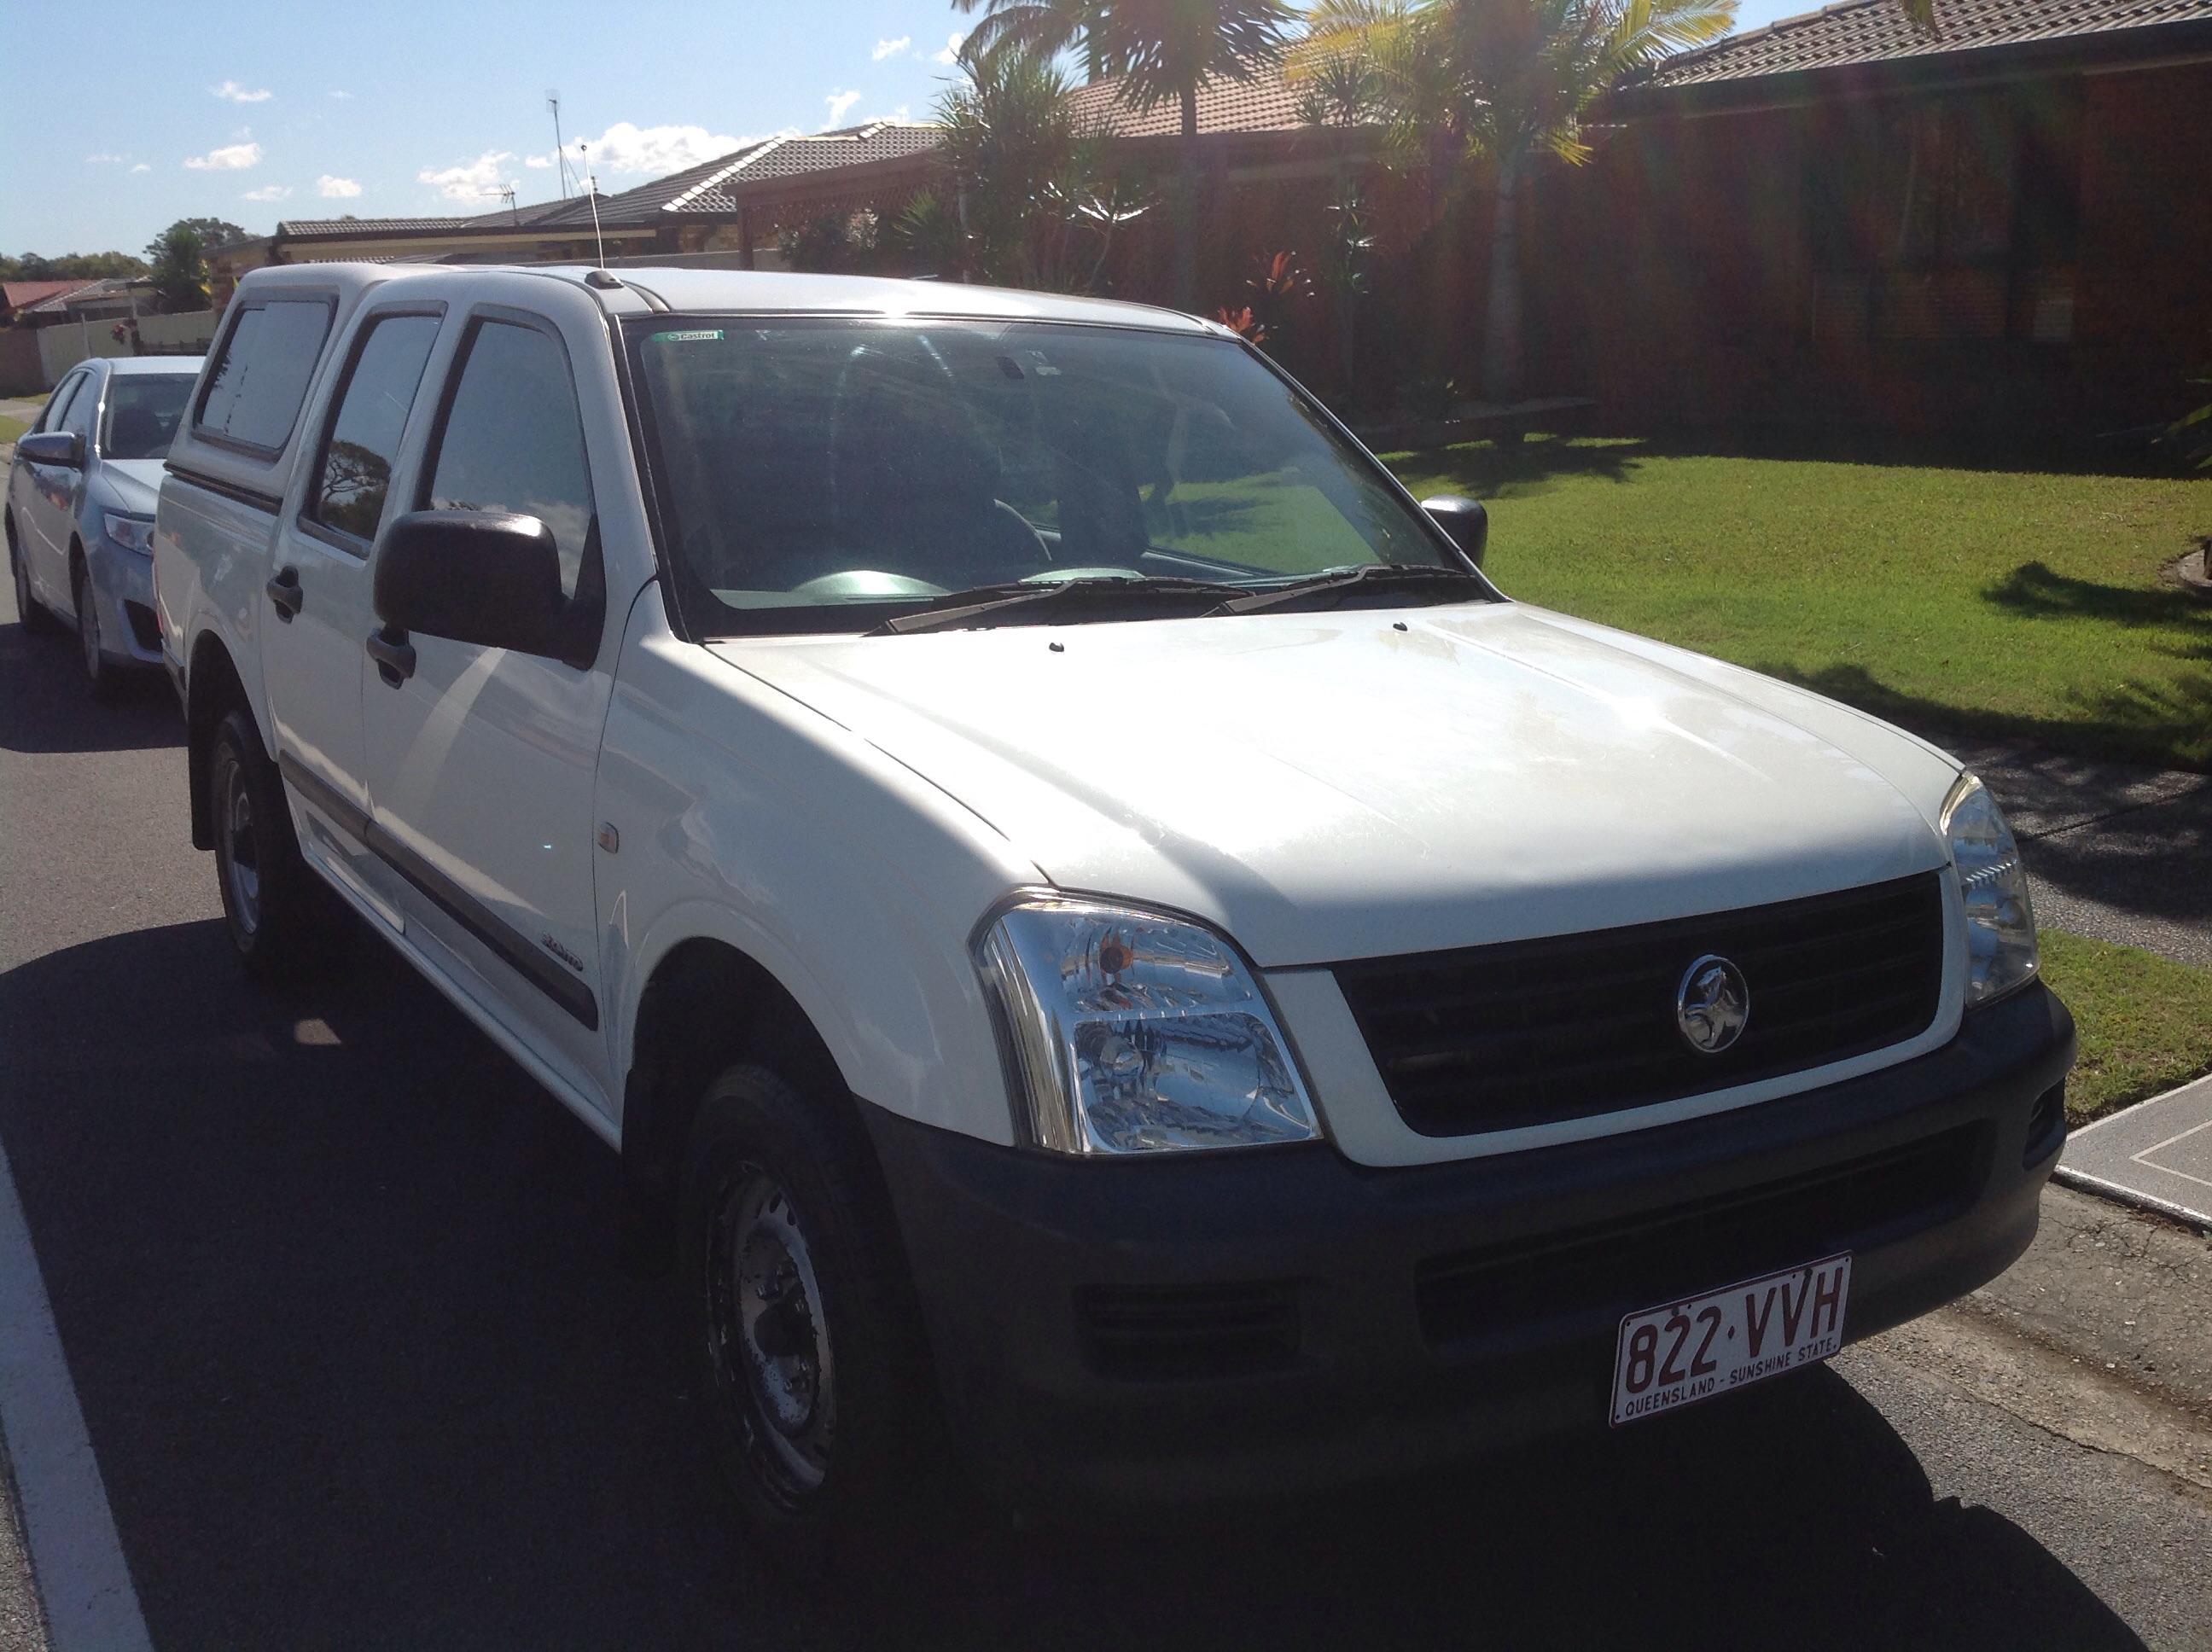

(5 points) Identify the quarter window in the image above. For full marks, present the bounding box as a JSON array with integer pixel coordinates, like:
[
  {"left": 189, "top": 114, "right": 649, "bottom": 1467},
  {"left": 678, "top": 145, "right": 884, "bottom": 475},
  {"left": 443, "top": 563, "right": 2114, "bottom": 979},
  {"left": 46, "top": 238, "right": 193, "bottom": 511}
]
[
  {"left": 196, "top": 297, "right": 334, "bottom": 452},
  {"left": 311, "top": 313, "right": 441, "bottom": 542},
  {"left": 425, "top": 318, "right": 595, "bottom": 596}
]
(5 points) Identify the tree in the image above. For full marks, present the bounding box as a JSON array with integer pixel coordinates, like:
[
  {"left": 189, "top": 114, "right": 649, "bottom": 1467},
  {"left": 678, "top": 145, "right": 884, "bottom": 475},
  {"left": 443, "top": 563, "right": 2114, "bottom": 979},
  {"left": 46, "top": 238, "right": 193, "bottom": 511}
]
[
  {"left": 142, "top": 218, "right": 245, "bottom": 312},
  {"left": 928, "top": 45, "right": 1150, "bottom": 291},
  {"left": 1295, "top": 0, "right": 1734, "bottom": 404},
  {"left": 953, "top": 0, "right": 1295, "bottom": 310},
  {"left": 0, "top": 250, "right": 148, "bottom": 283}
]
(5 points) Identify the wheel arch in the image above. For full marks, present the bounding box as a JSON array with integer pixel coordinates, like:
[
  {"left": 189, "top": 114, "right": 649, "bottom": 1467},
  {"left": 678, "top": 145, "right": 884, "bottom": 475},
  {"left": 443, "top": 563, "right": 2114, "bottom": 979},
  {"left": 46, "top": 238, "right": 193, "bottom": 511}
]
[
  {"left": 184, "top": 631, "right": 256, "bottom": 851},
  {"left": 617, "top": 933, "right": 863, "bottom": 1277}
]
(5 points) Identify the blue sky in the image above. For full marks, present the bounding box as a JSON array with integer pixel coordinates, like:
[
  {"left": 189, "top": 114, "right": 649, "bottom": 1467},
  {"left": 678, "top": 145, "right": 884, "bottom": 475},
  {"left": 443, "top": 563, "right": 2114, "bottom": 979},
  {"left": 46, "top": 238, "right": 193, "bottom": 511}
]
[{"left": 2, "top": 0, "right": 1817, "bottom": 257}]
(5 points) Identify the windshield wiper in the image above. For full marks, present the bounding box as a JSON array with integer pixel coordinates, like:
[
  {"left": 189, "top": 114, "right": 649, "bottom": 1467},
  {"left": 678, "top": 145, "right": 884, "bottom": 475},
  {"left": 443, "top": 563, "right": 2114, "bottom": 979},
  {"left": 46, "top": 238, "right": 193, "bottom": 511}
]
[
  {"left": 1211, "top": 563, "right": 1488, "bottom": 616},
  {"left": 865, "top": 576, "right": 1241, "bottom": 636}
]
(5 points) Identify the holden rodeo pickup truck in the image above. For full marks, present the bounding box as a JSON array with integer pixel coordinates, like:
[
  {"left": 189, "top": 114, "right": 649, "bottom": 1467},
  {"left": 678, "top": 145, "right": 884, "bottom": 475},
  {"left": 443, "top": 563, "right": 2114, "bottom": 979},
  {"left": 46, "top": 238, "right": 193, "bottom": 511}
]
[{"left": 155, "top": 261, "right": 2073, "bottom": 1539}]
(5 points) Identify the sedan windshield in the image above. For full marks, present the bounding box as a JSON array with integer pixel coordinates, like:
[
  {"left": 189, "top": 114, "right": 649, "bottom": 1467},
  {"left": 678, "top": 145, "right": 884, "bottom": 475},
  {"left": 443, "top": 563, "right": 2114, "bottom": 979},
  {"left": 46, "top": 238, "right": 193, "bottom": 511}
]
[
  {"left": 100, "top": 374, "right": 195, "bottom": 460},
  {"left": 628, "top": 317, "right": 1475, "bottom": 635}
]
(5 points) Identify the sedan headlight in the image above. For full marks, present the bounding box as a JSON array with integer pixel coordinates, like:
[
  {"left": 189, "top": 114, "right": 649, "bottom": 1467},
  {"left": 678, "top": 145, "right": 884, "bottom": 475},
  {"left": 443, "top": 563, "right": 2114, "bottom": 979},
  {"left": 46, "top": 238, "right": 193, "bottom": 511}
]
[
  {"left": 102, "top": 511, "right": 155, "bottom": 556},
  {"left": 1941, "top": 773, "right": 2038, "bottom": 1006},
  {"left": 975, "top": 897, "right": 1320, "bottom": 1155}
]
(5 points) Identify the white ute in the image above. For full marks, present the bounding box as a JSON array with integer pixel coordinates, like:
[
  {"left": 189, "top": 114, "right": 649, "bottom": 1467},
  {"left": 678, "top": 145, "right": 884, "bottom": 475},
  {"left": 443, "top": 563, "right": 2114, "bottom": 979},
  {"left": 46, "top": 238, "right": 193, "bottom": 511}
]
[{"left": 157, "top": 262, "right": 2075, "bottom": 1538}]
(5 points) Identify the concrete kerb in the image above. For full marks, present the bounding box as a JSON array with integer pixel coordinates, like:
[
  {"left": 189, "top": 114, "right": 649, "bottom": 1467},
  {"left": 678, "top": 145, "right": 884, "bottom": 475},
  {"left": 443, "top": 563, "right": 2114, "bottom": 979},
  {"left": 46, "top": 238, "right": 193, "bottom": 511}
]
[{"left": 2054, "top": 1072, "right": 2212, "bottom": 1233}]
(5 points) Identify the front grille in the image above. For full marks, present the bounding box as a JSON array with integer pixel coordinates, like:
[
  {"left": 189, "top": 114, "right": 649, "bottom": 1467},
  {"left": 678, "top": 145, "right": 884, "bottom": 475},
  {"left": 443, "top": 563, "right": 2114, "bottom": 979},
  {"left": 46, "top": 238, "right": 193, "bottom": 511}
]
[
  {"left": 1416, "top": 1125, "right": 1986, "bottom": 1349},
  {"left": 1334, "top": 873, "right": 1946, "bottom": 1137},
  {"left": 1076, "top": 1281, "right": 1300, "bottom": 1380}
]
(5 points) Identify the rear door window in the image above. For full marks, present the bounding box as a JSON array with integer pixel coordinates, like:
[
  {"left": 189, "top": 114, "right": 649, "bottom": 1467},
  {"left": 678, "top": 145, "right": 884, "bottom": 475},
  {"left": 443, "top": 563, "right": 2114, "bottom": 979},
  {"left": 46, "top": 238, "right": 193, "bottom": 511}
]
[
  {"left": 196, "top": 297, "right": 335, "bottom": 453},
  {"left": 423, "top": 317, "right": 596, "bottom": 596},
  {"left": 308, "top": 312, "right": 442, "bottom": 543}
]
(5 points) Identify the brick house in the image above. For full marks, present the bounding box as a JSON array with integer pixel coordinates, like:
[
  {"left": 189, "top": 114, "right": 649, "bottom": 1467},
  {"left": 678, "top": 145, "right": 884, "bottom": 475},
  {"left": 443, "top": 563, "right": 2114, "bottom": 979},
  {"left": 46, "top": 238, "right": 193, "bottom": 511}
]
[{"left": 1531, "top": 0, "right": 2212, "bottom": 434}]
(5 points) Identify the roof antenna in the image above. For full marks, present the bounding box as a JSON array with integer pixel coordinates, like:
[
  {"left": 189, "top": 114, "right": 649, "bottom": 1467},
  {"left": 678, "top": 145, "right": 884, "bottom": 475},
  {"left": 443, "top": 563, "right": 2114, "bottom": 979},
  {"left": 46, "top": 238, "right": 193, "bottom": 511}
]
[
  {"left": 582, "top": 143, "right": 608, "bottom": 268},
  {"left": 547, "top": 90, "right": 571, "bottom": 198}
]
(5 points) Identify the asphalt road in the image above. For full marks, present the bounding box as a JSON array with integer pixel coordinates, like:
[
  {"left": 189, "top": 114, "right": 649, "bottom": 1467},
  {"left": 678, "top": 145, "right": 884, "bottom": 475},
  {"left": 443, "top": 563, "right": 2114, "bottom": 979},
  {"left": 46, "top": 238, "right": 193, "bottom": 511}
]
[{"left": 2, "top": 533, "right": 2209, "bottom": 1649}]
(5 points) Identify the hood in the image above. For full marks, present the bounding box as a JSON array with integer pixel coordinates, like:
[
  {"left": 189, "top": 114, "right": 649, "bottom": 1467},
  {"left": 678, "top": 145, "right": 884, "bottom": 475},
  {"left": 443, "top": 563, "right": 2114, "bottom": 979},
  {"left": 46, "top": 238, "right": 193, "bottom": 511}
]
[
  {"left": 717, "top": 602, "right": 1959, "bottom": 968},
  {"left": 92, "top": 459, "right": 164, "bottom": 515}
]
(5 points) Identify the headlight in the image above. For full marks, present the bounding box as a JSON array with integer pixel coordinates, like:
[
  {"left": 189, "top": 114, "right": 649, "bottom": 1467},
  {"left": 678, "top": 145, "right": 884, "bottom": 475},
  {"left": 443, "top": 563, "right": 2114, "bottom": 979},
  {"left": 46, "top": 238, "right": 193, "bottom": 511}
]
[
  {"left": 1941, "top": 773, "right": 2038, "bottom": 1007},
  {"left": 975, "top": 897, "right": 1320, "bottom": 1155},
  {"left": 102, "top": 512, "right": 155, "bottom": 556}
]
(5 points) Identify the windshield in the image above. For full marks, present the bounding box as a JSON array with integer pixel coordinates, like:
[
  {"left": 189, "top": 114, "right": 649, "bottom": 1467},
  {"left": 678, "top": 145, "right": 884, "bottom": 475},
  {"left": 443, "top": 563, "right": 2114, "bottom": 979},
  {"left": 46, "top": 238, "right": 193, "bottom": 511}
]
[
  {"left": 627, "top": 317, "right": 1471, "bottom": 635},
  {"left": 99, "top": 374, "right": 195, "bottom": 461}
]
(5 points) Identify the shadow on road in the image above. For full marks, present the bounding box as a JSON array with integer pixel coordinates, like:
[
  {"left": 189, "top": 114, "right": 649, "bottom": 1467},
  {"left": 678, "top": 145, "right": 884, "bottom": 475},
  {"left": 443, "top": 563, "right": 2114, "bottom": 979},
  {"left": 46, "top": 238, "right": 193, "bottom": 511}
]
[
  {"left": 0, "top": 618, "right": 183, "bottom": 754},
  {"left": 0, "top": 918, "right": 2146, "bottom": 1650}
]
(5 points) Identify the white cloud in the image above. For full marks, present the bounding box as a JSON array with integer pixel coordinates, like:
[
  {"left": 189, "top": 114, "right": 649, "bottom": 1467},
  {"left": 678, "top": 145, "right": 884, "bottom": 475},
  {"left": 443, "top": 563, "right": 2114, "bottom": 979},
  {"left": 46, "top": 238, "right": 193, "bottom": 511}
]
[
  {"left": 329, "top": 90, "right": 352, "bottom": 99},
  {"left": 185, "top": 141, "right": 263, "bottom": 171},
  {"left": 84, "top": 152, "right": 125, "bottom": 164},
  {"left": 317, "top": 175, "right": 362, "bottom": 198},
  {"left": 824, "top": 89, "right": 862, "bottom": 126},
  {"left": 543, "top": 122, "right": 746, "bottom": 178},
  {"left": 933, "top": 31, "right": 964, "bottom": 64},
  {"left": 212, "top": 80, "right": 272, "bottom": 103},
  {"left": 872, "top": 35, "right": 911, "bottom": 60},
  {"left": 242, "top": 184, "right": 291, "bottom": 201},
  {"left": 130, "top": 163, "right": 151, "bottom": 173},
  {"left": 418, "top": 149, "right": 514, "bottom": 200}
]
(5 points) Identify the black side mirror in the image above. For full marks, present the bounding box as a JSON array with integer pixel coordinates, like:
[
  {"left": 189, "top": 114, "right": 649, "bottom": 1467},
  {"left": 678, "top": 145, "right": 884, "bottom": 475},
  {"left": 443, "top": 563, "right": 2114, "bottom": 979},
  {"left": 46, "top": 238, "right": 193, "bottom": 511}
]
[
  {"left": 1421, "top": 495, "right": 1487, "bottom": 569},
  {"left": 18, "top": 431, "right": 84, "bottom": 468},
  {"left": 375, "top": 510, "right": 567, "bottom": 659}
]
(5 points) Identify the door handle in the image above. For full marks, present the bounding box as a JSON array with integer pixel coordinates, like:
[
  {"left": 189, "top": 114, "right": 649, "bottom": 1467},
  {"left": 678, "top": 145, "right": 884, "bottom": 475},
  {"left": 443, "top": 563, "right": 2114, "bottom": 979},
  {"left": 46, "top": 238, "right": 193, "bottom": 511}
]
[
  {"left": 365, "top": 625, "right": 416, "bottom": 687},
  {"left": 265, "top": 566, "right": 303, "bottom": 620}
]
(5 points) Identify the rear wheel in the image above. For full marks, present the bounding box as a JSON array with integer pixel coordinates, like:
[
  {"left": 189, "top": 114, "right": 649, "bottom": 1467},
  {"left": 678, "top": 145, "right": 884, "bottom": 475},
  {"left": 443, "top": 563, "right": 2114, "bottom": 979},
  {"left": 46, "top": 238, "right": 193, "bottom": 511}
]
[
  {"left": 678, "top": 1063, "right": 938, "bottom": 1556},
  {"left": 7, "top": 516, "right": 58, "bottom": 635},
  {"left": 73, "top": 556, "right": 119, "bottom": 701},
  {"left": 207, "top": 707, "right": 335, "bottom": 977}
]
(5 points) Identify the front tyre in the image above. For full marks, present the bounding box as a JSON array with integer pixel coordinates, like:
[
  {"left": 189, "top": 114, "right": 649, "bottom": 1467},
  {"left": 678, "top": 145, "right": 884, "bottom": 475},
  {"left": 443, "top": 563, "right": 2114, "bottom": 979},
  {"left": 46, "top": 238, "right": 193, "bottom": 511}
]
[
  {"left": 73, "top": 559, "right": 119, "bottom": 701},
  {"left": 678, "top": 1064, "right": 934, "bottom": 1551},
  {"left": 207, "top": 707, "right": 335, "bottom": 977}
]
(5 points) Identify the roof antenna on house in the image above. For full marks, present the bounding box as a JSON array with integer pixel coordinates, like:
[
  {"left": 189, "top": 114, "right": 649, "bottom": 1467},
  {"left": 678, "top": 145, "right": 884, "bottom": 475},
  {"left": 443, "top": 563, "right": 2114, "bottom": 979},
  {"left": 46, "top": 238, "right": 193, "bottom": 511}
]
[
  {"left": 547, "top": 90, "right": 572, "bottom": 198},
  {"left": 499, "top": 183, "right": 519, "bottom": 224}
]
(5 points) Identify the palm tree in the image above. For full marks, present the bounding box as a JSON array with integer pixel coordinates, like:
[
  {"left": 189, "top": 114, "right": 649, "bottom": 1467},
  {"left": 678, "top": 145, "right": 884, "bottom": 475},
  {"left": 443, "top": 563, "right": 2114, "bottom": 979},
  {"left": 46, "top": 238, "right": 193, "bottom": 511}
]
[
  {"left": 956, "top": 0, "right": 1295, "bottom": 310},
  {"left": 1295, "top": 0, "right": 1737, "bottom": 404}
]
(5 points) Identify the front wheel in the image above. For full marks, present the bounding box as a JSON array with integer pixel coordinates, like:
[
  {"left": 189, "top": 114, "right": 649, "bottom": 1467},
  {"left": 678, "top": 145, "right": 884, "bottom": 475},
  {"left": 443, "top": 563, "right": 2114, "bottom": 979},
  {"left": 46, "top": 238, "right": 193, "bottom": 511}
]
[
  {"left": 73, "top": 560, "right": 119, "bottom": 701},
  {"left": 678, "top": 1064, "right": 938, "bottom": 1552},
  {"left": 207, "top": 708, "right": 337, "bottom": 977}
]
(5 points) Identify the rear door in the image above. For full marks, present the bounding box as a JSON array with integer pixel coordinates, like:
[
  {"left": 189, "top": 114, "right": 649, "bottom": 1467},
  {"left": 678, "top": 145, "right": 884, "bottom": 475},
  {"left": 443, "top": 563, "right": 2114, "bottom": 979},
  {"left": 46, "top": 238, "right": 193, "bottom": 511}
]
[
  {"left": 261, "top": 305, "right": 445, "bottom": 895},
  {"left": 358, "top": 303, "right": 619, "bottom": 1107}
]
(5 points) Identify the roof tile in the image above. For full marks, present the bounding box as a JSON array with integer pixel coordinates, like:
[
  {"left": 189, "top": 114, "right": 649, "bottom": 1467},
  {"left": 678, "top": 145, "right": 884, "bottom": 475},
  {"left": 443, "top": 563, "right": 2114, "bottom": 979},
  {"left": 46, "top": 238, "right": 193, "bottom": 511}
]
[{"left": 1650, "top": 0, "right": 2212, "bottom": 84}]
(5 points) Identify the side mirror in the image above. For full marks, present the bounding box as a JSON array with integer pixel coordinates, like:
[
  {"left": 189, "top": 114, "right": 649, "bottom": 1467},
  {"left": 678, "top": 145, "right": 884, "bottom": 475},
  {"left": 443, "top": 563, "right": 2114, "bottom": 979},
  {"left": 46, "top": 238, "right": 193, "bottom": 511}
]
[
  {"left": 375, "top": 510, "right": 566, "bottom": 658},
  {"left": 18, "top": 431, "right": 84, "bottom": 468},
  {"left": 1421, "top": 495, "right": 1487, "bottom": 569}
]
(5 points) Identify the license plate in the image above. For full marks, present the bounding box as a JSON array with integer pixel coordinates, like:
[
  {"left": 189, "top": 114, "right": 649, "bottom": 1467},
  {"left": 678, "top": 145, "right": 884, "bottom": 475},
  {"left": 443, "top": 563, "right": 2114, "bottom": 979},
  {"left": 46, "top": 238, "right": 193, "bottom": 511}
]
[{"left": 1610, "top": 1254, "right": 1852, "bottom": 1426}]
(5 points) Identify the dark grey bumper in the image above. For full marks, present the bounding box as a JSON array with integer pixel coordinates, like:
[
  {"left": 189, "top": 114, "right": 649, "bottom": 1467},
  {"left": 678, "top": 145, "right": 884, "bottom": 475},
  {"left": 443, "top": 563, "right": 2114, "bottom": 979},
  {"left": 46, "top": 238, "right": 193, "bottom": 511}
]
[{"left": 863, "top": 982, "right": 2075, "bottom": 1507}]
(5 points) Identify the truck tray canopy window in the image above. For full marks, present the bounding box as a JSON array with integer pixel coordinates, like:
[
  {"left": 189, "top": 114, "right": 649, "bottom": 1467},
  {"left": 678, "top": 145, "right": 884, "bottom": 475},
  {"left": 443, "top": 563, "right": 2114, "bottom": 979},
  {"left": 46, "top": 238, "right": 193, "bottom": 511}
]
[{"left": 195, "top": 296, "right": 336, "bottom": 456}]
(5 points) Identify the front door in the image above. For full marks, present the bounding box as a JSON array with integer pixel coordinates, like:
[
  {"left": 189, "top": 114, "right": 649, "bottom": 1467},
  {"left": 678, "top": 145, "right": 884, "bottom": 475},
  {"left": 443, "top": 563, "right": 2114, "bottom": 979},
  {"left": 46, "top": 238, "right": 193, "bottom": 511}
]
[
  {"left": 358, "top": 308, "right": 617, "bottom": 1108},
  {"left": 261, "top": 306, "right": 445, "bottom": 916},
  {"left": 20, "top": 369, "right": 96, "bottom": 606}
]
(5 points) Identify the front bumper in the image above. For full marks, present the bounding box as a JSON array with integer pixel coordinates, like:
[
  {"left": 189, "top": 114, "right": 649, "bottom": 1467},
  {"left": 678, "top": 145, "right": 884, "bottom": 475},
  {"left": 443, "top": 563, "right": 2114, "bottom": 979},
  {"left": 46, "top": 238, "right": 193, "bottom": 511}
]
[
  {"left": 864, "top": 980, "right": 2074, "bottom": 1506},
  {"left": 87, "top": 541, "right": 162, "bottom": 666}
]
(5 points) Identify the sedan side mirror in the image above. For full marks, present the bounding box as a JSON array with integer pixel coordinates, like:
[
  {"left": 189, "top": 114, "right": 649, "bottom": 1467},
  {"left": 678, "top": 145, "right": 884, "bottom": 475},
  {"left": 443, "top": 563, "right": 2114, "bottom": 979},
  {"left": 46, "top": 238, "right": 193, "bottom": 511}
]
[
  {"left": 375, "top": 510, "right": 567, "bottom": 659},
  {"left": 1421, "top": 495, "right": 1487, "bottom": 569},
  {"left": 17, "top": 431, "right": 84, "bottom": 468}
]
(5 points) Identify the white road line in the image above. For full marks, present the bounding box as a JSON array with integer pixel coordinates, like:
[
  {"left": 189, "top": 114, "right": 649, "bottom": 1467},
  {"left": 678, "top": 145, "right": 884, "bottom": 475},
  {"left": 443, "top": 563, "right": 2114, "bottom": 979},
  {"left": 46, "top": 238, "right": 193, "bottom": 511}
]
[{"left": 0, "top": 1134, "right": 154, "bottom": 1652}]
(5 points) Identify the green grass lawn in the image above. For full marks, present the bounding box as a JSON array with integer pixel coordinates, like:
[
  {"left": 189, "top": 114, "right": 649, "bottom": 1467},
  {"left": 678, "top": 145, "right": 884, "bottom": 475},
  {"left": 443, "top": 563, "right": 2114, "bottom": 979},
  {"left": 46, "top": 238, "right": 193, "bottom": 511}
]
[
  {"left": 2037, "top": 929, "right": 2212, "bottom": 1122},
  {"left": 0, "top": 413, "right": 30, "bottom": 446},
  {"left": 1383, "top": 438, "right": 2212, "bottom": 771}
]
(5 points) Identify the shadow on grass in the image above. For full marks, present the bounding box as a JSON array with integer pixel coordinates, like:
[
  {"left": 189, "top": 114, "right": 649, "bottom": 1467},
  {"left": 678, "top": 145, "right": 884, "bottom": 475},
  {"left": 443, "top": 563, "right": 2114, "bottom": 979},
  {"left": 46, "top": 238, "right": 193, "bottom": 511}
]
[
  {"left": 1380, "top": 433, "right": 1651, "bottom": 498},
  {"left": 1985, "top": 561, "right": 2212, "bottom": 649},
  {"left": 1755, "top": 660, "right": 2212, "bottom": 776}
]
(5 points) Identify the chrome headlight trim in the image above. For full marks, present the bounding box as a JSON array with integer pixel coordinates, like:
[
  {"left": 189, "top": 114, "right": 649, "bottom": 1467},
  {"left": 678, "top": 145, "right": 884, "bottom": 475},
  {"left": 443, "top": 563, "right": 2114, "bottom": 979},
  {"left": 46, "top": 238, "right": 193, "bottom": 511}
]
[
  {"left": 1940, "top": 771, "right": 2040, "bottom": 1009},
  {"left": 973, "top": 893, "right": 1321, "bottom": 1156}
]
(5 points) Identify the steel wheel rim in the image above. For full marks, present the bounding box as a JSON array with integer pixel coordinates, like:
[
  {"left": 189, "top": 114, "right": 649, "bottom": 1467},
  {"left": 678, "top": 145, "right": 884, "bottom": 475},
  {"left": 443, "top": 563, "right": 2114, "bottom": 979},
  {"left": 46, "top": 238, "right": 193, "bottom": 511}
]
[
  {"left": 708, "top": 1166, "right": 836, "bottom": 1494},
  {"left": 221, "top": 759, "right": 262, "bottom": 936}
]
